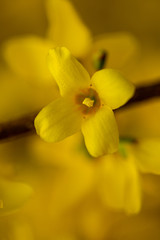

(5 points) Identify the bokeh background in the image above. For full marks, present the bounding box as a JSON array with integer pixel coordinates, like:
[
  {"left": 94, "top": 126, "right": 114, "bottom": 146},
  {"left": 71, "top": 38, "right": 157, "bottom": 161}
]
[
  {"left": 1, "top": 0, "right": 160, "bottom": 46},
  {"left": 1, "top": 0, "right": 160, "bottom": 239}
]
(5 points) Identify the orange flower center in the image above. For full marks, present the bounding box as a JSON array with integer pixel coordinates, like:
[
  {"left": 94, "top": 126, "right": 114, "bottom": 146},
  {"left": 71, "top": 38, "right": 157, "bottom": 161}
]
[{"left": 75, "top": 88, "right": 101, "bottom": 115}]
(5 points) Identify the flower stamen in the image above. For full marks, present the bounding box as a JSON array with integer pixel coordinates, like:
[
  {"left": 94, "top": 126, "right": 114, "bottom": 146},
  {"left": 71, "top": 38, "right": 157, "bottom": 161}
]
[
  {"left": 75, "top": 88, "right": 101, "bottom": 115},
  {"left": 82, "top": 98, "right": 94, "bottom": 108}
]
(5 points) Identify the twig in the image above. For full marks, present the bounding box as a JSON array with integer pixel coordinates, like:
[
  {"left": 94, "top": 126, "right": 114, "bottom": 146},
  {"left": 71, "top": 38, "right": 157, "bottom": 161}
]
[
  {"left": 0, "top": 113, "right": 37, "bottom": 142},
  {"left": 0, "top": 81, "right": 160, "bottom": 142},
  {"left": 119, "top": 81, "right": 160, "bottom": 109}
]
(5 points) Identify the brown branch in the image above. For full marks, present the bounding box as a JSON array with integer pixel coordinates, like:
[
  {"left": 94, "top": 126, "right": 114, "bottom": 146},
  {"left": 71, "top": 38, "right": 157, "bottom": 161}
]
[
  {"left": 119, "top": 81, "right": 160, "bottom": 110},
  {"left": 0, "top": 112, "right": 37, "bottom": 142},
  {"left": 0, "top": 81, "right": 160, "bottom": 142}
]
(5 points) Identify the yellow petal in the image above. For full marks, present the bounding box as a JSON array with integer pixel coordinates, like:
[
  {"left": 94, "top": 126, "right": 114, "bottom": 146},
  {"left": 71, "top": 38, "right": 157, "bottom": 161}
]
[
  {"left": 35, "top": 97, "right": 82, "bottom": 142},
  {"left": 132, "top": 138, "right": 160, "bottom": 174},
  {"left": 46, "top": 0, "right": 92, "bottom": 58},
  {"left": 81, "top": 106, "right": 119, "bottom": 157},
  {"left": 0, "top": 179, "right": 32, "bottom": 216},
  {"left": 0, "top": 68, "right": 59, "bottom": 121},
  {"left": 129, "top": 47, "right": 160, "bottom": 84},
  {"left": 86, "top": 32, "right": 139, "bottom": 74},
  {"left": 47, "top": 47, "right": 90, "bottom": 96},
  {"left": 97, "top": 154, "right": 141, "bottom": 214},
  {"left": 3, "top": 36, "right": 54, "bottom": 81},
  {"left": 92, "top": 69, "right": 135, "bottom": 109}
]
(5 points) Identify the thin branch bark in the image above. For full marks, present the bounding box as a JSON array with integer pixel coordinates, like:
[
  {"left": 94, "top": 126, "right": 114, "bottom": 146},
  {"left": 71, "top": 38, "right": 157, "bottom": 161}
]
[
  {"left": 119, "top": 81, "right": 160, "bottom": 110},
  {"left": 0, "top": 113, "right": 37, "bottom": 142},
  {"left": 0, "top": 81, "right": 160, "bottom": 142}
]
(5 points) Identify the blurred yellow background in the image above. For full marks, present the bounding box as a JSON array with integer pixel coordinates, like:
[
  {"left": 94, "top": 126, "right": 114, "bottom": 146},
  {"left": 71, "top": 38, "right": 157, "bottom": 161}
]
[
  {"left": 1, "top": 1, "right": 160, "bottom": 239},
  {"left": 0, "top": 0, "right": 160, "bottom": 46}
]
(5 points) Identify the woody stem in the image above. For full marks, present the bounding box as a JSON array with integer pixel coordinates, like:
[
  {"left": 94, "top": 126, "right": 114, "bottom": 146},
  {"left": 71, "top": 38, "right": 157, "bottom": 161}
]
[{"left": 0, "top": 81, "right": 160, "bottom": 142}]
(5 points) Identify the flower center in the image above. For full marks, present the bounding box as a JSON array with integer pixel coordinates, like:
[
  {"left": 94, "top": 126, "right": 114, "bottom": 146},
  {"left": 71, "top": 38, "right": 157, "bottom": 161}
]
[
  {"left": 75, "top": 88, "right": 101, "bottom": 115},
  {"left": 82, "top": 98, "right": 94, "bottom": 107}
]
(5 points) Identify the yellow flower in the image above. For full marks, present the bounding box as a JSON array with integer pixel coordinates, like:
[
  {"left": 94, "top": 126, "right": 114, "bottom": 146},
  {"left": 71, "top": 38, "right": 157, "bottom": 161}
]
[
  {"left": 28, "top": 133, "right": 139, "bottom": 214},
  {"left": 31, "top": 132, "right": 160, "bottom": 214},
  {"left": 2, "top": 0, "right": 92, "bottom": 86},
  {"left": 97, "top": 137, "right": 160, "bottom": 214},
  {"left": 45, "top": 0, "right": 139, "bottom": 69},
  {"left": 34, "top": 47, "right": 135, "bottom": 157},
  {"left": 97, "top": 142, "right": 141, "bottom": 214},
  {"left": 84, "top": 32, "right": 139, "bottom": 75},
  {"left": 2, "top": 0, "right": 138, "bottom": 88},
  {"left": 45, "top": 0, "right": 139, "bottom": 71}
]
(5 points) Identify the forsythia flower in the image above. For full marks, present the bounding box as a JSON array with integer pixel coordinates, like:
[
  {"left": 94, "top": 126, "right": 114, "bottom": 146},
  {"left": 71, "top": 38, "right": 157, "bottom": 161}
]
[
  {"left": 2, "top": 0, "right": 92, "bottom": 86},
  {"left": 35, "top": 47, "right": 135, "bottom": 157},
  {"left": 31, "top": 133, "right": 160, "bottom": 214},
  {"left": 45, "top": 0, "right": 139, "bottom": 73},
  {"left": 98, "top": 137, "right": 160, "bottom": 214},
  {"left": 2, "top": 0, "right": 138, "bottom": 88}
]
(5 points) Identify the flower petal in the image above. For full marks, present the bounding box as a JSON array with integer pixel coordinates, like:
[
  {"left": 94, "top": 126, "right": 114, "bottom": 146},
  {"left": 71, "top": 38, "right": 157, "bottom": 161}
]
[
  {"left": 3, "top": 36, "right": 53, "bottom": 81},
  {"left": 132, "top": 139, "right": 160, "bottom": 174},
  {"left": 97, "top": 154, "right": 141, "bottom": 214},
  {"left": 81, "top": 106, "right": 119, "bottom": 157},
  {"left": 0, "top": 179, "right": 32, "bottom": 216},
  {"left": 35, "top": 97, "right": 82, "bottom": 142},
  {"left": 0, "top": 68, "right": 59, "bottom": 121},
  {"left": 92, "top": 69, "right": 135, "bottom": 109},
  {"left": 47, "top": 47, "right": 90, "bottom": 96},
  {"left": 85, "top": 32, "right": 139, "bottom": 74},
  {"left": 46, "top": 0, "right": 92, "bottom": 58}
]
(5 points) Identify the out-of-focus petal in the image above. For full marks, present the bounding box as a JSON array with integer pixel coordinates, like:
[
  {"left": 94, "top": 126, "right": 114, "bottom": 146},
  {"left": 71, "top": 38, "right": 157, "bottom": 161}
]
[
  {"left": 47, "top": 47, "right": 90, "bottom": 96},
  {"left": 92, "top": 69, "right": 135, "bottom": 109},
  {"left": 35, "top": 97, "right": 82, "bottom": 142},
  {"left": 0, "top": 179, "right": 32, "bottom": 216},
  {"left": 97, "top": 154, "right": 141, "bottom": 214},
  {"left": 132, "top": 138, "right": 160, "bottom": 174},
  {"left": 46, "top": 0, "right": 92, "bottom": 58},
  {"left": 81, "top": 105, "right": 119, "bottom": 157},
  {"left": 129, "top": 47, "right": 160, "bottom": 84},
  {"left": 3, "top": 36, "right": 54, "bottom": 81},
  {"left": 116, "top": 99, "right": 160, "bottom": 138},
  {"left": 0, "top": 67, "right": 59, "bottom": 121},
  {"left": 84, "top": 32, "right": 139, "bottom": 74}
]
